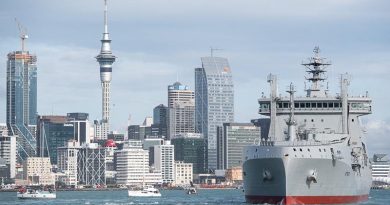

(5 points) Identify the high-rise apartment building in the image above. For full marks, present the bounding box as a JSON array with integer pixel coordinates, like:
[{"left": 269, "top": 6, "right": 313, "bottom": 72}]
[
  {"left": 216, "top": 123, "right": 260, "bottom": 170},
  {"left": 168, "top": 82, "right": 195, "bottom": 137},
  {"left": 6, "top": 49, "right": 38, "bottom": 161},
  {"left": 154, "top": 141, "right": 174, "bottom": 184},
  {"left": 195, "top": 56, "right": 234, "bottom": 170},
  {"left": 95, "top": 0, "right": 116, "bottom": 140}
]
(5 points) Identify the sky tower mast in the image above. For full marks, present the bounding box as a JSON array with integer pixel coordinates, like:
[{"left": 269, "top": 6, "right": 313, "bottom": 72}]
[{"left": 95, "top": 0, "right": 116, "bottom": 139}]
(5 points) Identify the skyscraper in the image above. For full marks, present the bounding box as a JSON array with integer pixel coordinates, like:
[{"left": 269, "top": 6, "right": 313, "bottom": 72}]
[
  {"left": 6, "top": 42, "right": 38, "bottom": 161},
  {"left": 195, "top": 56, "right": 234, "bottom": 170},
  {"left": 95, "top": 0, "right": 116, "bottom": 140},
  {"left": 168, "top": 82, "right": 195, "bottom": 136}
]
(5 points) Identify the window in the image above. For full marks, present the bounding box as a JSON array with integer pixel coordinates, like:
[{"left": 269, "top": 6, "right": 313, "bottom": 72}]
[
  {"left": 329, "top": 103, "right": 334, "bottom": 108},
  {"left": 317, "top": 103, "right": 323, "bottom": 108},
  {"left": 300, "top": 102, "right": 305, "bottom": 108},
  {"left": 311, "top": 102, "right": 317, "bottom": 108}
]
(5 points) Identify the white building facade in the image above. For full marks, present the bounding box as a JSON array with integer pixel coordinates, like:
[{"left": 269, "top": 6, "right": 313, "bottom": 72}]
[
  {"left": 57, "top": 140, "right": 79, "bottom": 186},
  {"left": 23, "top": 157, "right": 54, "bottom": 185},
  {"left": 154, "top": 141, "right": 174, "bottom": 184},
  {"left": 115, "top": 141, "right": 162, "bottom": 185},
  {"left": 174, "top": 161, "right": 193, "bottom": 186}
]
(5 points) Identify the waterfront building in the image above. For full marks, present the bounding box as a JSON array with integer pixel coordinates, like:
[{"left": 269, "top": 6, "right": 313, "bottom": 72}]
[
  {"left": 0, "top": 125, "right": 17, "bottom": 178},
  {"left": 154, "top": 141, "right": 174, "bottom": 184},
  {"left": 115, "top": 140, "right": 162, "bottom": 185},
  {"left": 104, "top": 139, "right": 117, "bottom": 185},
  {"left": 174, "top": 161, "right": 193, "bottom": 186},
  {"left": 371, "top": 154, "right": 390, "bottom": 186},
  {"left": 225, "top": 166, "right": 243, "bottom": 184},
  {"left": 57, "top": 140, "right": 80, "bottom": 186},
  {"left": 95, "top": 0, "right": 116, "bottom": 140},
  {"left": 6, "top": 48, "right": 38, "bottom": 161},
  {"left": 216, "top": 123, "right": 260, "bottom": 169},
  {"left": 195, "top": 56, "right": 234, "bottom": 170},
  {"left": 372, "top": 154, "right": 390, "bottom": 178},
  {"left": 77, "top": 143, "right": 106, "bottom": 186},
  {"left": 171, "top": 133, "right": 207, "bottom": 174},
  {"left": 36, "top": 115, "right": 74, "bottom": 164},
  {"left": 23, "top": 157, "right": 54, "bottom": 185}
]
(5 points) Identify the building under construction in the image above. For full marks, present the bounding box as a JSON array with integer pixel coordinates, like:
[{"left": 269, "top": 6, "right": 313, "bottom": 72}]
[
  {"left": 77, "top": 143, "right": 106, "bottom": 186},
  {"left": 6, "top": 19, "right": 38, "bottom": 162}
]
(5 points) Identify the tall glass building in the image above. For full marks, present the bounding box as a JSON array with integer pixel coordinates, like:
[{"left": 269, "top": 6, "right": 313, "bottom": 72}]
[
  {"left": 195, "top": 56, "right": 234, "bottom": 170},
  {"left": 6, "top": 51, "right": 38, "bottom": 161}
]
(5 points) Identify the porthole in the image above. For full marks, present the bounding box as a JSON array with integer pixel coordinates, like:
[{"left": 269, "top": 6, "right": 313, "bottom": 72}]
[{"left": 311, "top": 119, "right": 314, "bottom": 122}]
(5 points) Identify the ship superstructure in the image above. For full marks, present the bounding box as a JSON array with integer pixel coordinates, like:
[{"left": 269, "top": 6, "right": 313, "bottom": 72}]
[{"left": 243, "top": 47, "right": 372, "bottom": 204}]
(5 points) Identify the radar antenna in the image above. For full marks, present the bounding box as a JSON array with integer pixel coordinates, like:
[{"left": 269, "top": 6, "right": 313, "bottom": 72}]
[{"left": 302, "top": 46, "right": 331, "bottom": 97}]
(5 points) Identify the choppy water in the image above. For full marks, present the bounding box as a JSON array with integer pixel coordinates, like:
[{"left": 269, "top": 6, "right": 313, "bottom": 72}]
[{"left": 0, "top": 189, "right": 388, "bottom": 205}]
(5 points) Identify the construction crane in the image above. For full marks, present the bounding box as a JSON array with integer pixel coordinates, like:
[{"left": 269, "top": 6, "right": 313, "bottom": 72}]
[{"left": 15, "top": 18, "right": 28, "bottom": 52}]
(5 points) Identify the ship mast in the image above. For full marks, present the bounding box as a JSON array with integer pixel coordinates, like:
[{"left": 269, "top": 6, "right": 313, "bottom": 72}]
[
  {"left": 286, "top": 83, "right": 297, "bottom": 142},
  {"left": 302, "top": 46, "right": 331, "bottom": 97}
]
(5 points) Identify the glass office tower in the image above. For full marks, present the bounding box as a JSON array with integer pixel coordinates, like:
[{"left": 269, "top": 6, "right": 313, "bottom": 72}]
[{"left": 195, "top": 56, "right": 234, "bottom": 170}]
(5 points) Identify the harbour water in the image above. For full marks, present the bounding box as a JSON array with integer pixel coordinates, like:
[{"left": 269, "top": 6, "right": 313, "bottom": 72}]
[{"left": 0, "top": 189, "right": 388, "bottom": 204}]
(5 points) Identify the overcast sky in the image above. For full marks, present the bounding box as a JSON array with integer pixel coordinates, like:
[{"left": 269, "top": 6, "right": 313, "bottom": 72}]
[{"left": 1, "top": 0, "right": 389, "bottom": 155}]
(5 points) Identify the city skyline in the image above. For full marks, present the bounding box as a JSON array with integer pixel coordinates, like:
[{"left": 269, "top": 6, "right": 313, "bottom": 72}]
[{"left": 0, "top": 0, "right": 389, "bottom": 156}]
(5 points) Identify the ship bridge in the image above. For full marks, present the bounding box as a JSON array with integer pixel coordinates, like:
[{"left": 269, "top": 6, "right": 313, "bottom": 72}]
[{"left": 258, "top": 96, "right": 372, "bottom": 116}]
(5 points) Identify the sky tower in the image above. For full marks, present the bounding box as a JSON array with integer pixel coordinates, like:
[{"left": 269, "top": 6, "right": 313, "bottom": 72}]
[{"left": 95, "top": 0, "right": 116, "bottom": 140}]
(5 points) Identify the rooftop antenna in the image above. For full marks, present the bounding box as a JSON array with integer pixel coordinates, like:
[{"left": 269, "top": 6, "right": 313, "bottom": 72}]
[
  {"left": 210, "top": 46, "right": 223, "bottom": 57},
  {"left": 15, "top": 18, "right": 28, "bottom": 52}
]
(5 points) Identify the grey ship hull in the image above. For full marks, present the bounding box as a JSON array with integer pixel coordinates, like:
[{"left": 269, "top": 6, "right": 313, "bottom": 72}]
[{"left": 243, "top": 146, "right": 371, "bottom": 204}]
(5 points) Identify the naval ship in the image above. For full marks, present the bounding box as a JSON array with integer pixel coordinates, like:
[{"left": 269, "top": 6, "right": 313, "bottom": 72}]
[{"left": 243, "top": 47, "right": 372, "bottom": 204}]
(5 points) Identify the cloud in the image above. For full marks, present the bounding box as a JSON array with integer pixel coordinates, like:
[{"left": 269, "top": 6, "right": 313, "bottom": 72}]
[{"left": 364, "top": 119, "right": 390, "bottom": 156}]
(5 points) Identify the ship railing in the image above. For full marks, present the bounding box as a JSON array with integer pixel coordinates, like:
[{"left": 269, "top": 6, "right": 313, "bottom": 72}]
[{"left": 258, "top": 140, "right": 339, "bottom": 147}]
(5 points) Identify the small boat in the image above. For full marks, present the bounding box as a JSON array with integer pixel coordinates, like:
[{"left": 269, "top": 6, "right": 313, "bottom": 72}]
[
  {"left": 187, "top": 187, "right": 197, "bottom": 195},
  {"left": 128, "top": 185, "right": 161, "bottom": 197},
  {"left": 17, "top": 187, "right": 56, "bottom": 199}
]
